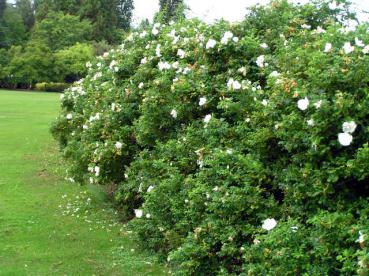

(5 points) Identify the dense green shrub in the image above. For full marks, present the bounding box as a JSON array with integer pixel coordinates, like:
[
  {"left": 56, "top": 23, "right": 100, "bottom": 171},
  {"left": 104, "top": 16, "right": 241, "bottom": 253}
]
[
  {"left": 52, "top": 0, "right": 369, "bottom": 274},
  {"left": 54, "top": 43, "right": 94, "bottom": 83},
  {"left": 34, "top": 82, "right": 69, "bottom": 92}
]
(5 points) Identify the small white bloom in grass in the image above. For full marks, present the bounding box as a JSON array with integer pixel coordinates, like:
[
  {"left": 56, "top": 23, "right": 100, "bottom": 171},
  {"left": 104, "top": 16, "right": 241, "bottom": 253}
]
[
  {"left": 86, "top": 61, "right": 92, "bottom": 68},
  {"left": 213, "top": 186, "right": 219, "bottom": 192},
  {"left": 297, "top": 97, "right": 309, "bottom": 111},
  {"left": 256, "top": 55, "right": 265, "bottom": 68},
  {"left": 66, "top": 113, "right": 73, "bottom": 120},
  {"left": 355, "top": 37, "right": 365, "bottom": 47},
  {"left": 262, "top": 218, "right": 277, "bottom": 231},
  {"left": 307, "top": 119, "right": 315, "bottom": 126},
  {"left": 260, "top": 43, "right": 268, "bottom": 49},
  {"left": 170, "top": 109, "right": 177, "bottom": 119},
  {"left": 206, "top": 39, "right": 217, "bottom": 49},
  {"left": 363, "top": 45, "right": 369, "bottom": 54},
  {"left": 261, "top": 99, "right": 268, "bottom": 106},
  {"left": 115, "top": 142, "right": 123, "bottom": 149},
  {"left": 199, "top": 97, "right": 207, "bottom": 106},
  {"left": 253, "top": 238, "right": 261, "bottom": 244},
  {"left": 177, "top": 49, "right": 186, "bottom": 59},
  {"left": 139, "top": 31, "right": 147, "bottom": 38},
  {"left": 314, "top": 100, "right": 322, "bottom": 109},
  {"left": 83, "top": 124, "right": 88, "bottom": 130},
  {"left": 233, "top": 37, "right": 239, "bottom": 43},
  {"left": 138, "top": 82, "right": 144, "bottom": 89},
  {"left": 342, "top": 121, "right": 357, "bottom": 134},
  {"left": 146, "top": 214, "right": 151, "bottom": 219},
  {"left": 338, "top": 132, "right": 353, "bottom": 146},
  {"left": 324, "top": 43, "right": 332, "bottom": 53},
  {"left": 147, "top": 185, "right": 154, "bottom": 193},
  {"left": 204, "top": 114, "right": 212, "bottom": 124},
  {"left": 134, "top": 209, "right": 143, "bottom": 218},
  {"left": 343, "top": 42, "right": 355, "bottom": 54}
]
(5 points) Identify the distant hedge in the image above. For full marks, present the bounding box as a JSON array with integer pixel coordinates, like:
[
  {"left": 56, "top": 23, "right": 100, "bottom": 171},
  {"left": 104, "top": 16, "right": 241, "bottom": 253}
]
[
  {"left": 35, "top": 82, "right": 70, "bottom": 92},
  {"left": 52, "top": 0, "right": 369, "bottom": 274}
]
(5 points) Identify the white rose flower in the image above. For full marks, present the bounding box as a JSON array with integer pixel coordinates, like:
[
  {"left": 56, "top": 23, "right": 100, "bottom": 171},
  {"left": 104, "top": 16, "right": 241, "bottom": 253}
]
[
  {"left": 307, "top": 119, "right": 315, "bottom": 126},
  {"left": 152, "top": 27, "right": 159, "bottom": 36},
  {"left": 314, "top": 100, "right": 322, "bottom": 109},
  {"left": 177, "top": 49, "right": 186, "bottom": 59},
  {"left": 199, "top": 97, "right": 207, "bottom": 106},
  {"left": 260, "top": 43, "right": 268, "bottom": 49},
  {"left": 297, "top": 97, "right": 309, "bottom": 111},
  {"left": 138, "top": 82, "right": 144, "bottom": 89},
  {"left": 206, "top": 39, "right": 217, "bottom": 49},
  {"left": 94, "top": 166, "right": 100, "bottom": 177},
  {"left": 141, "top": 57, "right": 148, "bottom": 64},
  {"left": 147, "top": 185, "right": 154, "bottom": 193},
  {"left": 324, "top": 43, "right": 332, "bottom": 53},
  {"left": 204, "top": 114, "right": 212, "bottom": 124},
  {"left": 338, "top": 132, "right": 353, "bottom": 146},
  {"left": 134, "top": 209, "right": 143, "bottom": 218},
  {"left": 262, "top": 218, "right": 277, "bottom": 231},
  {"left": 343, "top": 42, "right": 355, "bottom": 54},
  {"left": 342, "top": 121, "right": 357, "bottom": 134},
  {"left": 256, "top": 55, "right": 265, "bottom": 68},
  {"left": 66, "top": 113, "right": 73, "bottom": 120},
  {"left": 221, "top": 31, "right": 234, "bottom": 44},
  {"left": 363, "top": 45, "right": 369, "bottom": 54},
  {"left": 261, "top": 99, "right": 268, "bottom": 106},
  {"left": 115, "top": 142, "right": 123, "bottom": 149},
  {"left": 170, "top": 109, "right": 177, "bottom": 119},
  {"left": 355, "top": 37, "right": 365, "bottom": 47}
]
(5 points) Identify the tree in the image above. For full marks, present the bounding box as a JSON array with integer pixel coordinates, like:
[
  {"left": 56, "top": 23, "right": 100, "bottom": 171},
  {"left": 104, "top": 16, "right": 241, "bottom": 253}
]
[
  {"left": 54, "top": 43, "right": 93, "bottom": 83},
  {"left": 159, "top": 0, "right": 184, "bottom": 23},
  {"left": 116, "top": 0, "right": 134, "bottom": 30},
  {"left": 32, "top": 11, "right": 92, "bottom": 50},
  {"left": 0, "top": 0, "right": 6, "bottom": 19},
  {"left": 79, "top": 0, "right": 119, "bottom": 43},
  {"left": 16, "top": 0, "right": 35, "bottom": 31},
  {"left": 0, "top": 4, "right": 27, "bottom": 48}
]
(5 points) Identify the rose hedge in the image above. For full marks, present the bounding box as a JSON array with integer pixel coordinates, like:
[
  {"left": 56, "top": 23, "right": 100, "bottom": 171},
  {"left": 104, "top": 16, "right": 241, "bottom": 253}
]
[{"left": 52, "top": 0, "right": 369, "bottom": 274}]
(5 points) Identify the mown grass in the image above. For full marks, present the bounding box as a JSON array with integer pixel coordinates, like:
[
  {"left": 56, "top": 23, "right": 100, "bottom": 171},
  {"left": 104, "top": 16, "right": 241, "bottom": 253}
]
[{"left": 0, "top": 90, "right": 166, "bottom": 275}]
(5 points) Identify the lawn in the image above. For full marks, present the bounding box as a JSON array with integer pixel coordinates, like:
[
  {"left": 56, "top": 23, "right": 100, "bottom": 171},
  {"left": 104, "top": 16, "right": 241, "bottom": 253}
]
[{"left": 0, "top": 90, "right": 166, "bottom": 275}]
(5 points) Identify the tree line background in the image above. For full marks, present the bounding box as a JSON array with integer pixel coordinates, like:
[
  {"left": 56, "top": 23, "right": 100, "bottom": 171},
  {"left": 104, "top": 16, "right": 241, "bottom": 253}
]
[{"left": 0, "top": 0, "right": 183, "bottom": 90}]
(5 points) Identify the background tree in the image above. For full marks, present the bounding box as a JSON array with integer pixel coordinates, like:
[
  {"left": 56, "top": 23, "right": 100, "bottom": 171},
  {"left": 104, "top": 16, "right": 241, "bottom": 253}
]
[
  {"left": 16, "top": 0, "right": 35, "bottom": 31},
  {"left": 159, "top": 0, "right": 184, "bottom": 23},
  {"left": 32, "top": 11, "right": 92, "bottom": 50},
  {"left": 0, "top": 4, "right": 27, "bottom": 48},
  {"left": 116, "top": 0, "right": 134, "bottom": 30},
  {"left": 0, "top": 0, "right": 6, "bottom": 18}
]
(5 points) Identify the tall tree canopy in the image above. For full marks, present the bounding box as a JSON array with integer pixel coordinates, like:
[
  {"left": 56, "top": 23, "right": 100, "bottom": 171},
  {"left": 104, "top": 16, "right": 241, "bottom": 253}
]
[
  {"left": 16, "top": 0, "right": 35, "bottom": 31},
  {"left": 0, "top": 0, "right": 6, "bottom": 18},
  {"left": 159, "top": 0, "right": 184, "bottom": 23},
  {"left": 116, "top": 0, "right": 133, "bottom": 30}
]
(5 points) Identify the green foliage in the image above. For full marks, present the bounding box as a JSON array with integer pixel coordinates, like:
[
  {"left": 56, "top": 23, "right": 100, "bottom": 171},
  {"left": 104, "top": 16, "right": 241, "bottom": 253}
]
[
  {"left": 79, "top": 0, "right": 120, "bottom": 43},
  {"left": 5, "top": 42, "right": 54, "bottom": 87},
  {"left": 52, "top": 0, "right": 369, "bottom": 274},
  {"left": 32, "top": 11, "right": 92, "bottom": 51},
  {"left": 54, "top": 43, "right": 94, "bottom": 83},
  {"left": 159, "top": 0, "right": 184, "bottom": 23},
  {"left": 16, "top": 0, "right": 35, "bottom": 31},
  {"left": 34, "top": 82, "right": 70, "bottom": 92},
  {"left": 0, "top": 4, "right": 27, "bottom": 48}
]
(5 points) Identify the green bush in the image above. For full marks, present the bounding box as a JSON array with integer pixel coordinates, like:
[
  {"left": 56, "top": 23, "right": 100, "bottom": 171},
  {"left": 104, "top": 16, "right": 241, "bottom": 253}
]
[
  {"left": 35, "top": 82, "right": 69, "bottom": 92},
  {"left": 51, "top": 0, "right": 369, "bottom": 274}
]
